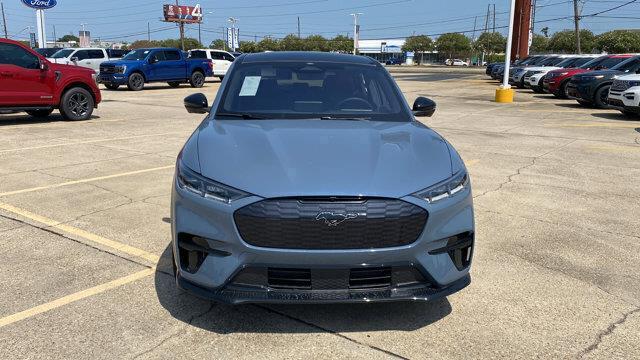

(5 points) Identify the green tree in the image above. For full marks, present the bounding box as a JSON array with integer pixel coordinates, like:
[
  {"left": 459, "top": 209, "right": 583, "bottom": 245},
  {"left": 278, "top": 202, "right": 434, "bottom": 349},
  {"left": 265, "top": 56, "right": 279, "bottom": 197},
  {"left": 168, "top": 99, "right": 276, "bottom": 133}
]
[
  {"left": 57, "top": 34, "right": 79, "bottom": 43},
  {"left": 129, "top": 40, "right": 162, "bottom": 49},
  {"left": 402, "top": 35, "right": 433, "bottom": 64},
  {"left": 473, "top": 32, "right": 505, "bottom": 54},
  {"left": 257, "top": 37, "right": 280, "bottom": 52},
  {"left": 280, "top": 34, "right": 304, "bottom": 51},
  {"left": 530, "top": 33, "right": 549, "bottom": 53},
  {"left": 548, "top": 29, "right": 596, "bottom": 53},
  {"left": 435, "top": 33, "right": 471, "bottom": 58},
  {"left": 329, "top": 35, "right": 352, "bottom": 53},
  {"left": 302, "top": 35, "right": 328, "bottom": 52},
  {"left": 238, "top": 41, "right": 259, "bottom": 53},
  {"left": 595, "top": 30, "right": 640, "bottom": 53},
  {"left": 209, "top": 39, "right": 226, "bottom": 50}
]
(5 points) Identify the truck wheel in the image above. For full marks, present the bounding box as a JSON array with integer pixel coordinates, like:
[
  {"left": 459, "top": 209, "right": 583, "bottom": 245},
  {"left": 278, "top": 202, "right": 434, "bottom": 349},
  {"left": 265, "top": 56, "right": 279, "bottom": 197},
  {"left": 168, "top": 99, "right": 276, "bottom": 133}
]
[
  {"left": 26, "top": 109, "right": 53, "bottom": 118},
  {"left": 168, "top": 81, "right": 181, "bottom": 88},
  {"left": 60, "top": 87, "right": 94, "bottom": 121},
  {"left": 594, "top": 85, "right": 610, "bottom": 109},
  {"left": 104, "top": 83, "right": 119, "bottom": 90},
  {"left": 190, "top": 71, "right": 205, "bottom": 88},
  {"left": 127, "top": 73, "right": 145, "bottom": 91}
]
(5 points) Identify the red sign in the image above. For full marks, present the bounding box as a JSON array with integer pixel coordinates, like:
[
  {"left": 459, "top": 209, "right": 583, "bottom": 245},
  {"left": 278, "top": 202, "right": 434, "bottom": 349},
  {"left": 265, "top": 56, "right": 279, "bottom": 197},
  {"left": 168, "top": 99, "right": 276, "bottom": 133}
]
[{"left": 163, "top": 4, "right": 202, "bottom": 24}]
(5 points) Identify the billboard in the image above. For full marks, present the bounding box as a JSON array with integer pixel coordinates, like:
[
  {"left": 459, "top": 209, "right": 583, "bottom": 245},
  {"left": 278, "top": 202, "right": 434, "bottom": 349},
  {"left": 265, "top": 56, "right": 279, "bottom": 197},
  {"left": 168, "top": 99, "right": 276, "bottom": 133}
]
[
  {"left": 21, "top": 0, "right": 57, "bottom": 10},
  {"left": 226, "top": 28, "right": 239, "bottom": 51},
  {"left": 163, "top": 4, "right": 202, "bottom": 24}
]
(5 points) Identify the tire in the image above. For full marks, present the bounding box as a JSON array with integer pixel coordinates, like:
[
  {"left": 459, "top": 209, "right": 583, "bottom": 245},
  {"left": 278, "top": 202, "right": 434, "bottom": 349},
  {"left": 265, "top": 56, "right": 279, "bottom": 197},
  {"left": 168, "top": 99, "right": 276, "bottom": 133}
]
[
  {"left": 171, "top": 248, "right": 177, "bottom": 277},
  {"left": 59, "top": 87, "right": 94, "bottom": 121},
  {"left": 577, "top": 100, "right": 592, "bottom": 107},
  {"left": 594, "top": 85, "right": 610, "bottom": 109},
  {"left": 532, "top": 85, "right": 544, "bottom": 94},
  {"left": 26, "top": 109, "right": 53, "bottom": 118},
  {"left": 621, "top": 110, "right": 638, "bottom": 118},
  {"left": 104, "top": 83, "right": 119, "bottom": 90},
  {"left": 127, "top": 72, "right": 145, "bottom": 91},
  {"left": 556, "top": 80, "right": 570, "bottom": 99},
  {"left": 189, "top": 71, "right": 205, "bottom": 88},
  {"left": 168, "top": 81, "right": 181, "bottom": 88}
]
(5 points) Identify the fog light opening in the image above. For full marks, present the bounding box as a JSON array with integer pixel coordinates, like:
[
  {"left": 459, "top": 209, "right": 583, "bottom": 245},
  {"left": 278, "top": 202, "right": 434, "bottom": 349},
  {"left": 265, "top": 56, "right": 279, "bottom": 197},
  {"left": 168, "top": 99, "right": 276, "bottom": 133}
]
[{"left": 429, "top": 232, "right": 474, "bottom": 271}]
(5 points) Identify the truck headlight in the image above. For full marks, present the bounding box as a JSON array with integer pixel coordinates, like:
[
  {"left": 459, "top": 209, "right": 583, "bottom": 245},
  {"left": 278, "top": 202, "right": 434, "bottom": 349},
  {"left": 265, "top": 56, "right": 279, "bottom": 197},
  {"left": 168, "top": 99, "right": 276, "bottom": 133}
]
[
  {"left": 176, "top": 160, "right": 249, "bottom": 204},
  {"left": 412, "top": 170, "right": 469, "bottom": 203},
  {"left": 115, "top": 65, "right": 127, "bottom": 74}
]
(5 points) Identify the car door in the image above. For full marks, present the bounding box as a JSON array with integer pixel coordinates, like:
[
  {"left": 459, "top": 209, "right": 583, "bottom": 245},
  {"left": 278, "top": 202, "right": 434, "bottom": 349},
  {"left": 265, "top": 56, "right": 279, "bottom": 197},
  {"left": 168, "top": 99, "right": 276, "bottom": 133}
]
[
  {"left": 209, "top": 51, "right": 225, "bottom": 75},
  {"left": 144, "top": 50, "right": 166, "bottom": 81},
  {"left": 161, "top": 50, "right": 185, "bottom": 80},
  {"left": 72, "top": 50, "right": 92, "bottom": 69},
  {"left": 220, "top": 52, "right": 235, "bottom": 74},
  {"left": 0, "top": 42, "right": 54, "bottom": 106},
  {"left": 86, "top": 49, "right": 106, "bottom": 71}
]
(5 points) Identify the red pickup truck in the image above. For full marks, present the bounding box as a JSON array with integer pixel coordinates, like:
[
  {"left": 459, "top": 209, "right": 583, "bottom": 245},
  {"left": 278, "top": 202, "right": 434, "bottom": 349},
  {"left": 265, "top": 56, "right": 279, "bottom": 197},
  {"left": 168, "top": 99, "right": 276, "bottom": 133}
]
[{"left": 0, "top": 38, "right": 101, "bottom": 120}]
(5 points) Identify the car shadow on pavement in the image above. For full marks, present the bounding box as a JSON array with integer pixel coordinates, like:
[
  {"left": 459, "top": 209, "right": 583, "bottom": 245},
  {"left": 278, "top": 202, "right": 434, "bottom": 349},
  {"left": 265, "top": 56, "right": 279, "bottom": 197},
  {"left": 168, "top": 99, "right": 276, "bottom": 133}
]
[
  {"left": 591, "top": 112, "right": 640, "bottom": 121},
  {"left": 0, "top": 114, "right": 100, "bottom": 126},
  {"left": 154, "top": 245, "right": 452, "bottom": 334}
]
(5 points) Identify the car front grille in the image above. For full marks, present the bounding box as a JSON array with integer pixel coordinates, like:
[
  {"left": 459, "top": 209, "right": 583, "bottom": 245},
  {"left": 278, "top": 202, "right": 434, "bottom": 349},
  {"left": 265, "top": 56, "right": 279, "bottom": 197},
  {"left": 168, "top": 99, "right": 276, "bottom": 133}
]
[
  {"left": 100, "top": 64, "right": 115, "bottom": 74},
  {"left": 234, "top": 197, "right": 428, "bottom": 250},
  {"left": 611, "top": 80, "right": 631, "bottom": 92}
]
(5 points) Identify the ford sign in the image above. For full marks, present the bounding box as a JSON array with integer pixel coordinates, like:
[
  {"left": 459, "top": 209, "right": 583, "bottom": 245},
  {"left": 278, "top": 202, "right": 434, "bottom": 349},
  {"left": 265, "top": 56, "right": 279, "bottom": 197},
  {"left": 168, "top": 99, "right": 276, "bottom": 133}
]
[{"left": 21, "top": 0, "right": 57, "bottom": 10}]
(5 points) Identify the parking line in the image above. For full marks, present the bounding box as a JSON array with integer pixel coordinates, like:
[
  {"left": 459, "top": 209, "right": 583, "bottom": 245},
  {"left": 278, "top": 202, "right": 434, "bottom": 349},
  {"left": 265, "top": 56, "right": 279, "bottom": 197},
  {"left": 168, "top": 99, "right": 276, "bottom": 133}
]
[
  {"left": 0, "top": 165, "right": 174, "bottom": 197},
  {"left": 0, "top": 202, "right": 161, "bottom": 264},
  {"left": 0, "top": 132, "right": 186, "bottom": 154},
  {"left": 0, "top": 268, "right": 154, "bottom": 329}
]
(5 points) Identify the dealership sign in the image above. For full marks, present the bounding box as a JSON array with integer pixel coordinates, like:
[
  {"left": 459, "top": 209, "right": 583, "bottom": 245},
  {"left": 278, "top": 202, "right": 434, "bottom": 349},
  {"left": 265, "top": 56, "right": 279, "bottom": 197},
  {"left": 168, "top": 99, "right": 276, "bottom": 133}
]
[
  {"left": 163, "top": 4, "right": 202, "bottom": 24},
  {"left": 21, "top": 0, "right": 57, "bottom": 10}
]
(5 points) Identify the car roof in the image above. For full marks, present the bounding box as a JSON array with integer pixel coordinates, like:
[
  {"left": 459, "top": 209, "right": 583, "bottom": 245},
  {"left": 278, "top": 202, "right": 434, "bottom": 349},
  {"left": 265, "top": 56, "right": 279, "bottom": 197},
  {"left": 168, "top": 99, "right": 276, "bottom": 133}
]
[{"left": 239, "top": 51, "right": 379, "bottom": 65}]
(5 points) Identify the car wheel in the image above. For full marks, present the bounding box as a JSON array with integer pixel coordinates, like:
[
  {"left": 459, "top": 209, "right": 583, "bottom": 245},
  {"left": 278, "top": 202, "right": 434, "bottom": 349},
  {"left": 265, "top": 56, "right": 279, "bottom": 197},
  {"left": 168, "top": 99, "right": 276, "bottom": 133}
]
[
  {"left": 127, "top": 73, "right": 145, "bottom": 91},
  {"left": 59, "top": 87, "right": 94, "bottom": 121},
  {"left": 533, "top": 85, "right": 544, "bottom": 94},
  {"left": 594, "top": 85, "right": 610, "bottom": 109},
  {"left": 557, "top": 80, "right": 570, "bottom": 99},
  {"left": 26, "top": 109, "right": 53, "bottom": 118},
  {"left": 104, "top": 83, "right": 119, "bottom": 90},
  {"left": 190, "top": 71, "right": 205, "bottom": 88},
  {"left": 168, "top": 81, "right": 181, "bottom": 88},
  {"left": 621, "top": 110, "right": 638, "bottom": 118}
]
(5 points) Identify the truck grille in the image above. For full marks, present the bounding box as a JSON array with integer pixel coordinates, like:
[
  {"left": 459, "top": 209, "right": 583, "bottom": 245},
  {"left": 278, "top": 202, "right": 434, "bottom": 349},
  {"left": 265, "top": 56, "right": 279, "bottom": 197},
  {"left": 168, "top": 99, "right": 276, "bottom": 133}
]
[
  {"left": 99, "top": 64, "right": 115, "bottom": 74},
  {"left": 234, "top": 197, "right": 428, "bottom": 250}
]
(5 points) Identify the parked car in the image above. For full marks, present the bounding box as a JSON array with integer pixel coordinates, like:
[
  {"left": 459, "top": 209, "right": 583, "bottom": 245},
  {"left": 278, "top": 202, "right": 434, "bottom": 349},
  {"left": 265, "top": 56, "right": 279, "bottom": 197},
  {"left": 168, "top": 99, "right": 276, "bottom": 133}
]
[
  {"left": 524, "top": 55, "right": 598, "bottom": 93},
  {"left": 491, "top": 55, "right": 545, "bottom": 80},
  {"left": 447, "top": 59, "right": 468, "bottom": 66},
  {"left": 567, "top": 55, "right": 640, "bottom": 108},
  {"left": 97, "top": 48, "right": 213, "bottom": 91},
  {"left": 385, "top": 57, "right": 403, "bottom": 65},
  {"left": 607, "top": 74, "right": 640, "bottom": 116},
  {"left": 543, "top": 54, "right": 634, "bottom": 98},
  {"left": 0, "top": 38, "right": 101, "bottom": 120},
  {"left": 47, "top": 47, "right": 123, "bottom": 71},
  {"left": 189, "top": 49, "right": 235, "bottom": 80},
  {"left": 34, "top": 47, "right": 62, "bottom": 58},
  {"left": 509, "top": 55, "right": 572, "bottom": 88},
  {"left": 172, "top": 51, "right": 474, "bottom": 304}
]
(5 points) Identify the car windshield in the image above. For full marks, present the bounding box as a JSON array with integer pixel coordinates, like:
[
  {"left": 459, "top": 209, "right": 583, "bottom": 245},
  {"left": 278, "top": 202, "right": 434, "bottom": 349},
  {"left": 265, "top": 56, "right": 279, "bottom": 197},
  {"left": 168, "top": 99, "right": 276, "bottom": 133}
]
[
  {"left": 217, "top": 61, "right": 409, "bottom": 122},
  {"left": 50, "top": 49, "right": 74, "bottom": 59},
  {"left": 122, "top": 49, "right": 151, "bottom": 60},
  {"left": 571, "top": 57, "right": 596, "bottom": 68},
  {"left": 611, "top": 56, "right": 640, "bottom": 72},
  {"left": 583, "top": 56, "right": 629, "bottom": 70},
  {"left": 556, "top": 58, "right": 579, "bottom": 68},
  {"left": 542, "top": 57, "right": 563, "bottom": 66}
]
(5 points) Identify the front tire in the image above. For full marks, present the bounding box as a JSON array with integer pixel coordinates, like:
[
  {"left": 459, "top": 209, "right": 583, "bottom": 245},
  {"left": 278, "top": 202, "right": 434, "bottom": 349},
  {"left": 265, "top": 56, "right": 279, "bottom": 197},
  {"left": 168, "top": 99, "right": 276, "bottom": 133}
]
[
  {"left": 594, "top": 85, "right": 610, "bottom": 109},
  {"left": 59, "top": 87, "right": 94, "bottom": 121},
  {"left": 104, "top": 83, "right": 119, "bottom": 90},
  {"left": 190, "top": 71, "right": 205, "bottom": 88},
  {"left": 555, "top": 80, "right": 570, "bottom": 99},
  {"left": 26, "top": 109, "right": 53, "bottom": 118},
  {"left": 127, "top": 73, "right": 145, "bottom": 91}
]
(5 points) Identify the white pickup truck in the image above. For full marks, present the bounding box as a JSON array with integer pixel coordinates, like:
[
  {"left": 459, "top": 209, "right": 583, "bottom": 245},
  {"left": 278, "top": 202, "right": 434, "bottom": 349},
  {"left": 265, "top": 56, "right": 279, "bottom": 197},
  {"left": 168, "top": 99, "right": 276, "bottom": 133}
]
[
  {"left": 607, "top": 74, "right": 640, "bottom": 116},
  {"left": 48, "top": 48, "right": 125, "bottom": 71},
  {"left": 188, "top": 49, "right": 235, "bottom": 80}
]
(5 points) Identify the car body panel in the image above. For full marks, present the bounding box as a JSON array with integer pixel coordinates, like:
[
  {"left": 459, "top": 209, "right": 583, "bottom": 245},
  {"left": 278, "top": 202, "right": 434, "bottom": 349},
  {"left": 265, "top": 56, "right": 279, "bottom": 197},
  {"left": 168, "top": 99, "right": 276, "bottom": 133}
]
[{"left": 608, "top": 74, "right": 640, "bottom": 114}]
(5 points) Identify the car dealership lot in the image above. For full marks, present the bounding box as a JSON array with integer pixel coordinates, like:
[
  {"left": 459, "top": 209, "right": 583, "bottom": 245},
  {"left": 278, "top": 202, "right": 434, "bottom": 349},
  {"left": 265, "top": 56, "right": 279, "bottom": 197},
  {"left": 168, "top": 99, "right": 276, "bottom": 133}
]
[{"left": 1, "top": 68, "right": 639, "bottom": 359}]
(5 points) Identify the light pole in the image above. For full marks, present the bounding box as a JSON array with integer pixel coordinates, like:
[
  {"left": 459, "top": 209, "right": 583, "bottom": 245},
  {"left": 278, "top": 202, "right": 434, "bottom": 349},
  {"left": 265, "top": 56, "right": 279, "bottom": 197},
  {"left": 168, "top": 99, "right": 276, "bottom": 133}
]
[
  {"left": 228, "top": 17, "right": 238, "bottom": 52},
  {"left": 350, "top": 13, "right": 362, "bottom": 55},
  {"left": 496, "top": 0, "right": 517, "bottom": 103},
  {"left": 198, "top": 11, "right": 213, "bottom": 46}
]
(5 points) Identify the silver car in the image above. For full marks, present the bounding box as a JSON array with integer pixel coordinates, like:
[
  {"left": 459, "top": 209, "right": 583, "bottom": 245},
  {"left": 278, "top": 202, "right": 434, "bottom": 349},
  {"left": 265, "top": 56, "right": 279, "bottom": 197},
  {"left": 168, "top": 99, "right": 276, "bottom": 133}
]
[{"left": 171, "top": 52, "right": 474, "bottom": 304}]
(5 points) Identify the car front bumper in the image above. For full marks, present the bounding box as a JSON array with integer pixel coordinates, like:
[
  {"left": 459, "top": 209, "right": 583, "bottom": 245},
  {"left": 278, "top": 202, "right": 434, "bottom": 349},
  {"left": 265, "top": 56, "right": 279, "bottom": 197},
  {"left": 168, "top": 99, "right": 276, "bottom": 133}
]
[
  {"left": 171, "top": 178, "right": 475, "bottom": 304},
  {"left": 97, "top": 73, "right": 128, "bottom": 85},
  {"left": 566, "top": 82, "right": 592, "bottom": 102},
  {"left": 608, "top": 87, "right": 640, "bottom": 113}
]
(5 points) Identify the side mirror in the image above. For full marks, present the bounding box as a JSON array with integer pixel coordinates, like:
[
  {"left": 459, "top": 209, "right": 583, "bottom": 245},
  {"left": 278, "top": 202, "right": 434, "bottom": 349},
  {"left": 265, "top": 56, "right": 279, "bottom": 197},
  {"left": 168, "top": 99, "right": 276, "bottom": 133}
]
[
  {"left": 39, "top": 60, "right": 49, "bottom": 71},
  {"left": 184, "top": 93, "right": 209, "bottom": 114},
  {"left": 412, "top": 97, "right": 436, "bottom": 117},
  {"left": 70, "top": 57, "right": 79, "bottom": 62},
  {"left": 148, "top": 56, "right": 158, "bottom": 64}
]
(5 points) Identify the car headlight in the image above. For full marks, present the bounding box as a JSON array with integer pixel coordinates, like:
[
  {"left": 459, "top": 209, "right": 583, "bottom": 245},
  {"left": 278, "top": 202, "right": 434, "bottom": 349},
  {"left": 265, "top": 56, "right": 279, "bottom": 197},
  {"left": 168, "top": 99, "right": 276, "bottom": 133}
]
[
  {"left": 412, "top": 170, "right": 469, "bottom": 203},
  {"left": 115, "top": 65, "right": 127, "bottom": 74},
  {"left": 176, "top": 160, "right": 249, "bottom": 204},
  {"left": 583, "top": 75, "right": 605, "bottom": 81},
  {"left": 629, "top": 81, "right": 640, "bottom": 87}
]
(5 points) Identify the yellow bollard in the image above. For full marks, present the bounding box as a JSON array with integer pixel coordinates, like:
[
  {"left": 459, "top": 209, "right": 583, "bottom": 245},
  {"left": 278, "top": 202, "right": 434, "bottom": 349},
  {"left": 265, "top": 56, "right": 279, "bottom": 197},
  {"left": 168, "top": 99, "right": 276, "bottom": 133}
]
[{"left": 495, "top": 86, "right": 514, "bottom": 103}]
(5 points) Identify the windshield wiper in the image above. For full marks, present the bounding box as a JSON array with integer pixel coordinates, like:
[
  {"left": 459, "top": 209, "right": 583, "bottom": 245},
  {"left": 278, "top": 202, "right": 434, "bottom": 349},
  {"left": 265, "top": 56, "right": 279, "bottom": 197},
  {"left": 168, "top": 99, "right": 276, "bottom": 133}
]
[
  {"left": 216, "top": 112, "right": 270, "bottom": 120},
  {"left": 319, "top": 116, "right": 371, "bottom": 121}
]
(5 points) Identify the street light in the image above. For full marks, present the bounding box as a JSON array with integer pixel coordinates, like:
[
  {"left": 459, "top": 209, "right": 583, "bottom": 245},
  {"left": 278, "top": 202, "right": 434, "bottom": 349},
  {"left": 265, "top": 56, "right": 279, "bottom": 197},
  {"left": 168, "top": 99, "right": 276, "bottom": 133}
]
[
  {"left": 199, "top": 11, "right": 213, "bottom": 45},
  {"left": 349, "top": 13, "right": 362, "bottom": 55},
  {"left": 228, "top": 17, "right": 239, "bottom": 52},
  {"left": 495, "top": 0, "right": 516, "bottom": 103}
]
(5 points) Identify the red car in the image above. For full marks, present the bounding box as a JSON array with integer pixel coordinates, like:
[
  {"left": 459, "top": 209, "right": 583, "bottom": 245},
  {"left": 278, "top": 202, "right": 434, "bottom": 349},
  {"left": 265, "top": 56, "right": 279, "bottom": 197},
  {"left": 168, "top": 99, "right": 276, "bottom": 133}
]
[
  {"left": 0, "top": 38, "right": 101, "bottom": 120},
  {"left": 543, "top": 54, "right": 634, "bottom": 98}
]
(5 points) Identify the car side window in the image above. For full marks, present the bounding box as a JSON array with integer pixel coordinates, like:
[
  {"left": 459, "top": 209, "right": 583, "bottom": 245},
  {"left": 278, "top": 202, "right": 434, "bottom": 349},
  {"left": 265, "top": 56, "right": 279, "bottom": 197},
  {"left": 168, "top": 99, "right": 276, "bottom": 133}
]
[
  {"left": 211, "top": 52, "right": 225, "bottom": 60},
  {"left": 150, "top": 51, "right": 166, "bottom": 62},
  {"left": 89, "top": 50, "right": 105, "bottom": 59},
  {"left": 223, "top": 53, "right": 235, "bottom": 62},
  {"left": 189, "top": 50, "right": 207, "bottom": 59},
  {"left": 0, "top": 43, "right": 40, "bottom": 69},
  {"left": 74, "top": 50, "right": 90, "bottom": 61},
  {"left": 164, "top": 50, "right": 181, "bottom": 61}
]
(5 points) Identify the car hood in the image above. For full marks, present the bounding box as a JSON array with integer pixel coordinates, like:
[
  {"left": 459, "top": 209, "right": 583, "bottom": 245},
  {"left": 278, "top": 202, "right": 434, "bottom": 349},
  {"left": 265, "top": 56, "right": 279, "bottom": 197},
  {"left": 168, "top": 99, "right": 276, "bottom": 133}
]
[
  {"left": 192, "top": 119, "right": 454, "bottom": 199},
  {"left": 47, "top": 62, "right": 95, "bottom": 74},
  {"left": 576, "top": 69, "right": 623, "bottom": 78},
  {"left": 101, "top": 59, "right": 144, "bottom": 67}
]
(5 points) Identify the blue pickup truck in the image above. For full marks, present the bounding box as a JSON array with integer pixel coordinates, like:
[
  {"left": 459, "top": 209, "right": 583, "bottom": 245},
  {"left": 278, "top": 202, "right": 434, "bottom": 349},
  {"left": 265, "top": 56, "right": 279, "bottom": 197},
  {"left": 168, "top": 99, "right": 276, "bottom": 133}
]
[{"left": 97, "top": 48, "right": 213, "bottom": 91}]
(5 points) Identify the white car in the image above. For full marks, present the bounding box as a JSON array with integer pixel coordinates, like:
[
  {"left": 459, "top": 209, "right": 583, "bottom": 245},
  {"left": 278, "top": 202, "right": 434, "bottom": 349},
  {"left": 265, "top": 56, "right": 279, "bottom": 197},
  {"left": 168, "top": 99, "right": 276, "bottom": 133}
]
[
  {"left": 48, "top": 48, "right": 124, "bottom": 71},
  {"left": 451, "top": 59, "right": 468, "bottom": 66},
  {"left": 524, "top": 55, "right": 600, "bottom": 92},
  {"left": 188, "top": 49, "right": 235, "bottom": 80},
  {"left": 608, "top": 74, "right": 640, "bottom": 116}
]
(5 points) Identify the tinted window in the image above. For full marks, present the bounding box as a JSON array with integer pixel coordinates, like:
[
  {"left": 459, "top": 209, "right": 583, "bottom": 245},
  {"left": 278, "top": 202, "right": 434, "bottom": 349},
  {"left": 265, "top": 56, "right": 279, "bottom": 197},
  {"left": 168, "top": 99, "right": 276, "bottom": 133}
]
[
  {"left": 210, "top": 52, "right": 225, "bottom": 60},
  {"left": 223, "top": 53, "right": 235, "bottom": 61},
  {"left": 74, "top": 50, "right": 90, "bottom": 61},
  {"left": 595, "top": 57, "right": 631, "bottom": 70},
  {"left": 88, "top": 50, "right": 105, "bottom": 59},
  {"left": 123, "top": 49, "right": 151, "bottom": 60},
  {"left": 612, "top": 57, "right": 640, "bottom": 72},
  {"left": 572, "top": 57, "right": 595, "bottom": 68},
  {"left": 164, "top": 50, "right": 181, "bottom": 60},
  {"left": 106, "top": 49, "right": 126, "bottom": 58},
  {"left": 217, "top": 61, "right": 409, "bottom": 122},
  {"left": 35, "top": 48, "right": 61, "bottom": 57},
  {"left": 151, "top": 51, "right": 166, "bottom": 62},
  {"left": 50, "top": 49, "right": 75, "bottom": 59},
  {"left": 0, "top": 43, "right": 40, "bottom": 69},
  {"left": 190, "top": 50, "right": 207, "bottom": 59}
]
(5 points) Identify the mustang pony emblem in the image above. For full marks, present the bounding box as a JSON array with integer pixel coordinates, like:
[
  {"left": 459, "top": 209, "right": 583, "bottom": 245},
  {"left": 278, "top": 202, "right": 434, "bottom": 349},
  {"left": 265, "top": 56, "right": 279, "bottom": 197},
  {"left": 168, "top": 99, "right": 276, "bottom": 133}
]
[{"left": 315, "top": 212, "right": 359, "bottom": 227}]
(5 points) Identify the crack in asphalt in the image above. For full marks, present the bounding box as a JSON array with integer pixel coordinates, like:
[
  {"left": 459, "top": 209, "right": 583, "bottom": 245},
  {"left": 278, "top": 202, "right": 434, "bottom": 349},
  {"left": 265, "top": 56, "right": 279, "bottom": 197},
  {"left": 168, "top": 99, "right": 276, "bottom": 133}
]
[
  {"left": 576, "top": 307, "right": 640, "bottom": 359},
  {"left": 131, "top": 302, "right": 216, "bottom": 359},
  {"left": 256, "top": 305, "right": 410, "bottom": 360}
]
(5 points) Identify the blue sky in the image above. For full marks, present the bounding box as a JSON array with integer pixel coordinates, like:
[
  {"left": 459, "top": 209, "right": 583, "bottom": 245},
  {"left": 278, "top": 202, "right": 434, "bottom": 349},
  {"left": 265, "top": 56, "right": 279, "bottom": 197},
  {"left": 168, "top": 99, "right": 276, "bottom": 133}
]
[{"left": 3, "top": 0, "right": 639, "bottom": 44}]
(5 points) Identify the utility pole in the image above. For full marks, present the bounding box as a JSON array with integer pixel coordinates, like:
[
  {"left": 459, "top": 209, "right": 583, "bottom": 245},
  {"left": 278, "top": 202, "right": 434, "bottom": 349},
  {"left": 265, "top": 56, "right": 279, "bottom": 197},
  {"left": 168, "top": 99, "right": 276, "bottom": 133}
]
[
  {"left": 297, "top": 16, "right": 301, "bottom": 38},
  {"left": 350, "top": 13, "right": 362, "bottom": 55},
  {"left": 531, "top": 0, "right": 537, "bottom": 35},
  {"left": 573, "top": 0, "right": 581, "bottom": 54},
  {"left": 147, "top": 22, "right": 150, "bottom": 41},
  {"left": 1, "top": 2, "right": 8, "bottom": 39},
  {"left": 492, "top": 4, "right": 496, "bottom": 33},
  {"left": 176, "top": 0, "right": 185, "bottom": 50}
]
